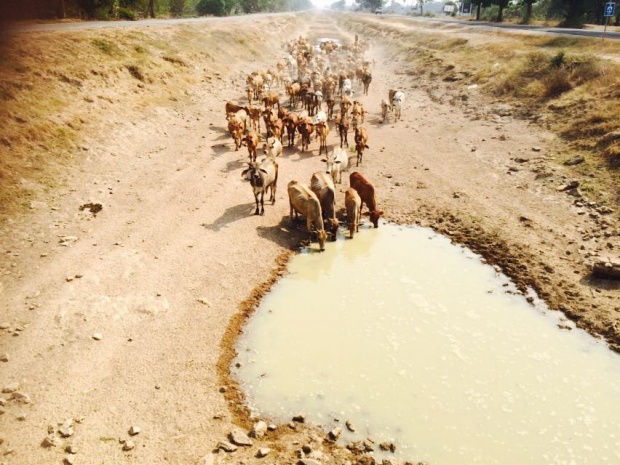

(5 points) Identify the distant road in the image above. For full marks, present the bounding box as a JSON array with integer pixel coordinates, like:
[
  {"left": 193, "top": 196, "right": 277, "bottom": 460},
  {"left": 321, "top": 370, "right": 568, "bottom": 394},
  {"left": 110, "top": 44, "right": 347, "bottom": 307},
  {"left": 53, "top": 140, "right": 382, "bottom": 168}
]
[
  {"left": 390, "top": 15, "right": 620, "bottom": 41},
  {"left": 6, "top": 11, "right": 620, "bottom": 41}
]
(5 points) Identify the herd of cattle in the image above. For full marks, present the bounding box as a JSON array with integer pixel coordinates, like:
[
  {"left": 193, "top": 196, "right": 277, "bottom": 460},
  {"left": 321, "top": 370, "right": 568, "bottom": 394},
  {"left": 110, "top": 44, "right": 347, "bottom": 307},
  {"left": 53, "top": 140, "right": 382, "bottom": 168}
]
[{"left": 226, "top": 36, "right": 405, "bottom": 251}]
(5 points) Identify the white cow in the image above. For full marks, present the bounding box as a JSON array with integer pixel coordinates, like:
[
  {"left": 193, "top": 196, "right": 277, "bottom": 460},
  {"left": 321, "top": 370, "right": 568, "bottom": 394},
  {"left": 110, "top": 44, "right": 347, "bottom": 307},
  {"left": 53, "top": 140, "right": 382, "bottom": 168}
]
[
  {"left": 262, "top": 136, "right": 283, "bottom": 158},
  {"left": 392, "top": 91, "right": 405, "bottom": 122},
  {"left": 321, "top": 147, "right": 349, "bottom": 184}
]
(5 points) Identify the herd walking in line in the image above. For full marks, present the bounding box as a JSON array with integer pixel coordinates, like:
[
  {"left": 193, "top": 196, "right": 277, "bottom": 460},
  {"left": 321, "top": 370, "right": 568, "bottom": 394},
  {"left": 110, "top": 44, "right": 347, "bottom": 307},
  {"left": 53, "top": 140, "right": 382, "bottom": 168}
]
[{"left": 225, "top": 35, "right": 398, "bottom": 251}]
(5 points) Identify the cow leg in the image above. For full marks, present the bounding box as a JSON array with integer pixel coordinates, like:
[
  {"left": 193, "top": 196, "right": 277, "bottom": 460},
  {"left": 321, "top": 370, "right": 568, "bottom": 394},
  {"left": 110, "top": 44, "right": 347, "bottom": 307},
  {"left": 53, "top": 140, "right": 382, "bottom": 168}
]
[
  {"left": 254, "top": 194, "right": 260, "bottom": 216},
  {"left": 259, "top": 192, "right": 265, "bottom": 216}
]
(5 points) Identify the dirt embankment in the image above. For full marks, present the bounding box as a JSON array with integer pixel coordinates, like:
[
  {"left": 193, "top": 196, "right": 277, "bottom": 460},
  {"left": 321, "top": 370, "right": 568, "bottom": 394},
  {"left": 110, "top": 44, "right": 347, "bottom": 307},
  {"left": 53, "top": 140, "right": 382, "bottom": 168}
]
[{"left": 0, "top": 11, "right": 619, "bottom": 465}]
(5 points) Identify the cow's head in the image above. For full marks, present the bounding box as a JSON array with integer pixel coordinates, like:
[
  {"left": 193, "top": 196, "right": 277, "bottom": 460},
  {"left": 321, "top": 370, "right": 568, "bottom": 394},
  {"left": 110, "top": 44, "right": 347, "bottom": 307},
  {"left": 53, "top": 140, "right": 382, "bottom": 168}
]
[{"left": 364, "top": 210, "right": 384, "bottom": 228}]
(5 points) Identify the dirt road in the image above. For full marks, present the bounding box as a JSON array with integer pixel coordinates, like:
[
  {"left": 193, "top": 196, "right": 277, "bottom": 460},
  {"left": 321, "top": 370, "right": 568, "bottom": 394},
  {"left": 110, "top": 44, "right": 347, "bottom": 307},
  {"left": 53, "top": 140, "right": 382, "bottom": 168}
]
[{"left": 0, "top": 11, "right": 618, "bottom": 465}]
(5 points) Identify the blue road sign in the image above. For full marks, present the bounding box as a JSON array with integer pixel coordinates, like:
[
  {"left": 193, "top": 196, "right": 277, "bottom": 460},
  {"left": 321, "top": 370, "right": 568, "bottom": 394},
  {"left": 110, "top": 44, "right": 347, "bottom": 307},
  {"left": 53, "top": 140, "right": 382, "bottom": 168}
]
[{"left": 605, "top": 2, "right": 616, "bottom": 17}]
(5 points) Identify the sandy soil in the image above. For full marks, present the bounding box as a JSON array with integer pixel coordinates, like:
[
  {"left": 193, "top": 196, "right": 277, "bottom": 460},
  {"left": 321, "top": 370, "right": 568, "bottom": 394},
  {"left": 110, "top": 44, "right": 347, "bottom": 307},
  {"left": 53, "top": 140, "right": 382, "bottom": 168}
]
[{"left": 1, "top": 11, "right": 619, "bottom": 465}]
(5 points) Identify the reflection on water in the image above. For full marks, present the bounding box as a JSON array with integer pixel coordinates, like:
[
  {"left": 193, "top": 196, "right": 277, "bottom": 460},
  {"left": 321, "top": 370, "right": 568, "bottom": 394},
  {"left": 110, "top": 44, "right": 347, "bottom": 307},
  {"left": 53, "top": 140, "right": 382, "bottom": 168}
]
[{"left": 233, "top": 224, "right": 620, "bottom": 465}]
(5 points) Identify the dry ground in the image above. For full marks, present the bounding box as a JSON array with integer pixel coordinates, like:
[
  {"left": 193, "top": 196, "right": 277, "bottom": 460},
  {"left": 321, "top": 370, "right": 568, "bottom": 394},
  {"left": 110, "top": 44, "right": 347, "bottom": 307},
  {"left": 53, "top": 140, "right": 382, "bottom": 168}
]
[{"left": 0, "top": 11, "right": 619, "bottom": 465}]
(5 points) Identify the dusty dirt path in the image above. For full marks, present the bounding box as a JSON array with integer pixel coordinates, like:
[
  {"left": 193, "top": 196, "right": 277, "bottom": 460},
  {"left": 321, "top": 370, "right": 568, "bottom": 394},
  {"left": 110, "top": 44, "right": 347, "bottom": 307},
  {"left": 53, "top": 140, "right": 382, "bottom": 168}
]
[{"left": 1, "top": 11, "right": 618, "bottom": 465}]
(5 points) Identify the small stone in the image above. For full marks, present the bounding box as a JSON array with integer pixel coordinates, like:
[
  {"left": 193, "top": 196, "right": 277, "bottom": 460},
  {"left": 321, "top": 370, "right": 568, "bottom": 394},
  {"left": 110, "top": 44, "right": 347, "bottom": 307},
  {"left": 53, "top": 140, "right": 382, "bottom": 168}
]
[
  {"left": 251, "top": 420, "right": 268, "bottom": 438},
  {"left": 92, "top": 333, "right": 103, "bottom": 340},
  {"left": 0, "top": 407, "right": 5, "bottom": 415},
  {"left": 17, "top": 413, "right": 27, "bottom": 421},
  {"left": 198, "top": 298, "right": 211, "bottom": 307},
  {"left": 531, "top": 146, "right": 541, "bottom": 152},
  {"left": 328, "top": 427, "right": 342, "bottom": 440},
  {"left": 42, "top": 436, "right": 61, "bottom": 448},
  {"left": 298, "top": 459, "right": 322, "bottom": 465},
  {"left": 2, "top": 382, "right": 19, "bottom": 393},
  {"left": 292, "top": 414, "right": 306, "bottom": 423},
  {"left": 257, "top": 447, "right": 272, "bottom": 458},
  {"left": 123, "top": 440, "right": 135, "bottom": 451},
  {"left": 345, "top": 420, "right": 356, "bottom": 432},
  {"left": 0, "top": 323, "right": 9, "bottom": 330},
  {"left": 66, "top": 276, "right": 74, "bottom": 282},
  {"left": 59, "top": 419, "right": 74, "bottom": 438},
  {"left": 128, "top": 426, "right": 140, "bottom": 436},
  {"left": 217, "top": 441, "right": 238, "bottom": 453},
  {"left": 0, "top": 354, "right": 8, "bottom": 362},
  {"left": 11, "top": 391, "right": 31, "bottom": 404},
  {"left": 197, "top": 452, "right": 217, "bottom": 465},
  {"left": 229, "top": 428, "right": 252, "bottom": 446},
  {"left": 66, "top": 444, "right": 78, "bottom": 454},
  {"left": 219, "top": 386, "right": 227, "bottom": 393},
  {"left": 64, "top": 456, "right": 75, "bottom": 465},
  {"left": 267, "top": 424, "right": 277, "bottom": 431}
]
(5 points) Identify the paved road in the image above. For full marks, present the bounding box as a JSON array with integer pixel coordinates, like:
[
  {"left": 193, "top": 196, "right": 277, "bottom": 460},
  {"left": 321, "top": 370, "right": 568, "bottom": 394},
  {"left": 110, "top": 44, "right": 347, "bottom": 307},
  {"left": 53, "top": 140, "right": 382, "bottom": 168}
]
[{"left": 395, "top": 15, "right": 620, "bottom": 40}]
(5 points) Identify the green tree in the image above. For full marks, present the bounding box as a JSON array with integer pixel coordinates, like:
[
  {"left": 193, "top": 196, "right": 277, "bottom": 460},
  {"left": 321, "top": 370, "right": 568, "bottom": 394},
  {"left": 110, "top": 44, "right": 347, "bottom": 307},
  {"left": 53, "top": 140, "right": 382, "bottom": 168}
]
[
  {"left": 559, "top": 0, "right": 586, "bottom": 26},
  {"left": 470, "top": 0, "right": 492, "bottom": 20},
  {"left": 197, "top": 0, "right": 227, "bottom": 14},
  {"left": 519, "top": 0, "right": 539, "bottom": 23},
  {"left": 493, "top": 0, "right": 510, "bottom": 21}
]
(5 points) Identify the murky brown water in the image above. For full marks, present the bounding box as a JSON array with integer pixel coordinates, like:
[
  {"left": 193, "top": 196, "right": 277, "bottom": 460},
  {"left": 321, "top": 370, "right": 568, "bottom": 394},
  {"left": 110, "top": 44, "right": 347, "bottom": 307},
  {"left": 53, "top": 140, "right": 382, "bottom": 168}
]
[{"left": 233, "top": 224, "right": 620, "bottom": 465}]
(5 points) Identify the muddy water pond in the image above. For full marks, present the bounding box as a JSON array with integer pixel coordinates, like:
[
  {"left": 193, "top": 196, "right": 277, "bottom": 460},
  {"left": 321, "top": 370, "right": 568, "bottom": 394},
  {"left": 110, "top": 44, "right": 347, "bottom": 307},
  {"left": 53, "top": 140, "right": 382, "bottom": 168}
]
[{"left": 233, "top": 223, "right": 620, "bottom": 465}]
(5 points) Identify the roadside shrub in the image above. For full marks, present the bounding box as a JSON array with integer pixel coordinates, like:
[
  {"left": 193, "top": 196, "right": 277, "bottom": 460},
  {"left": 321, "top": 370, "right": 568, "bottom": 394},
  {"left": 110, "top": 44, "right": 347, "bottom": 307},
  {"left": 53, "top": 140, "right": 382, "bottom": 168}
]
[
  {"left": 542, "top": 69, "right": 572, "bottom": 98},
  {"left": 92, "top": 39, "right": 116, "bottom": 56},
  {"left": 125, "top": 64, "right": 145, "bottom": 81},
  {"left": 118, "top": 7, "right": 137, "bottom": 20},
  {"left": 550, "top": 50, "right": 565, "bottom": 68}
]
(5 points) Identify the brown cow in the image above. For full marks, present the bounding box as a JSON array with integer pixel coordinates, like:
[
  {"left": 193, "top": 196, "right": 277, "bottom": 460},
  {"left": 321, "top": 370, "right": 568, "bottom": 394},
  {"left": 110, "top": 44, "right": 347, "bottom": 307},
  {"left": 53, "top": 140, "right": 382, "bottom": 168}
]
[
  {"left": 345, "top": 188, "right": 361, "bottom": 238},
  {"left": 288, "top": 180, "right": 327, "bottom": 251},
  {"left": 262, "top": 90, "right": 280, "bottom": 110},
  {"left": 334, "top": 113, "right": 350, "bottom": 148},
  {"left": 243, "top": 131, "right": 260, "bottom": 162},
  {"left": 354, "top": 126, "right": 369, "bottom": 167},
  {"left": 315, "top": 121, "right": 330, "bottom": 156},
  {"left": 283, "top": 113, "right": 299, "bottom": 148},
  {"left": 227, "top": 113, "right": 245, "bottom": 151},
  {"left": 298, "top": 118, "right": 315, "bottom": 152},
  {"left": 310, "top": 171, "right": 339, "bottom": 236},
  {"left": 349, "top": 171, "right": 383, "bottom": 228},
  {"left": 225, "top": 100, "right": 248, "bottom": 117}
]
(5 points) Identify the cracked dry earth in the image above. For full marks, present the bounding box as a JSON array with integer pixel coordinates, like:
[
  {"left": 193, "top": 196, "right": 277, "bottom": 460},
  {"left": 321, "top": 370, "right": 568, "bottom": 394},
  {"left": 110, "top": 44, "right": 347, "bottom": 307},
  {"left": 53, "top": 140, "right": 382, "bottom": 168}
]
[{"left": 1, "top": 11, "right": 619, "bottom": 465}]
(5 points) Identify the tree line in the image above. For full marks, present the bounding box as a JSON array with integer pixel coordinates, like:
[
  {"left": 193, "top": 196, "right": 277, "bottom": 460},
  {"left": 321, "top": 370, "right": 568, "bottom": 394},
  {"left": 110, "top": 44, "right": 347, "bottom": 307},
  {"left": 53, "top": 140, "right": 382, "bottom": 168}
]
[
  {"left": 1, "top": 0, "right": 313, "bottom": 20},
  {"left": 350, "top": 0, "right": 619, "bottom": 27},
  {"left": 1, "top": 0, "right": 617, "bottom": 28}
]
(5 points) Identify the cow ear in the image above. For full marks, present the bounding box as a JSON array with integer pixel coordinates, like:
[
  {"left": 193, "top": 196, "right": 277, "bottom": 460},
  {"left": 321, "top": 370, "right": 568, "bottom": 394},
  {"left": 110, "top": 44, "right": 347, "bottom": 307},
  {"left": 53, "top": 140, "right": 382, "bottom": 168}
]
[
  {"left": 365, "top": 145, "right": 370, "bottom": 149},
  {"left": 241, "top": 169, "right": 250, "bottom": 177},
  {"left": 321, "top": 159, "right": 327, "bottom": 163}
]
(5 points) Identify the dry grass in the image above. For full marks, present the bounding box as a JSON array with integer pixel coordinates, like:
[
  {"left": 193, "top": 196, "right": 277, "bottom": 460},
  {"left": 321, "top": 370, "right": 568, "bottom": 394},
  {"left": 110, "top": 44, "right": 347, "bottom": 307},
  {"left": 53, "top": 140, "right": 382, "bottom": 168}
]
[
  {"left": 0, "top": 15, "right": 303, "bottom": 223},
  {"left": 338, "top": 13, "right": 620, "bottom": 199}
]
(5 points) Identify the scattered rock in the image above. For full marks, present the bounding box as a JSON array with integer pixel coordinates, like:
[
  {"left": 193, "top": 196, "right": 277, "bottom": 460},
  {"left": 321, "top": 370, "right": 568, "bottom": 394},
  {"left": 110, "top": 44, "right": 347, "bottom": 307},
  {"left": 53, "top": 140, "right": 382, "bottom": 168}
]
[
  {"left": 251, "top": 420, "right": 268, "bottom": 438},
  {"left": 328, "top": 427, "right": 342, "bottom": 441},
  {"left": 197, "top": 452, "right": 217, "bottom": 465},
  {"left": 229, "top": 428, "right": 252, "bottom": 446},
  {"left": 345, "top": 420, "right": 356, "bottom": 432},
  {"left": 66, "top": 444, "right": 78, "bottom": 454},
  {"left": 11, "top": 391, "right": 31, "bottom": 404},
  {"left": 216, "top": 441, "right": 238, "bottom": 453},
  {"left": 198, "top": 298, "right": 211, "bottom": 307},
  {"left": 298, "top": 459, "right": 322, "bottom": 465},
  {"left": 128, "top": 426, "right": 140, "bottom": 436},
  {"left": 123, "top": 440, "right": 135, "bottom": 451},
  {"left": 256, "top": 447, "right": 272, "bottom": 458},
  {"left": 592, "top": 259, "right": 620, "bottom": 280},
  {"left": 292, "top": 414, "right": 306, "bottom": 423},
  {"left": 92, "top": 333, "right": 103, "bottom": 341},
  {"left": 564, "top": 155, "right": 585, "bottom": 166},
  {"left": 531, "top": 146, "right": 542, "bottom": 152},
  {"left": 64, "top": 456, "right": 75, "bottom": 465},
  {"left": 2, "top": 383, "right": 19, "bottom": 393},
  {"left": 557, "top": 181, "right": 579, "bottom": 192},
  {"left": 59, "top": 419, "right": 74, "bottom": 437},
  {"left": 42, "top": 436, "right": 61, "bottom": 448},
  {"left": 0, "top": 354, "right": 8, "bottom": 362}
]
